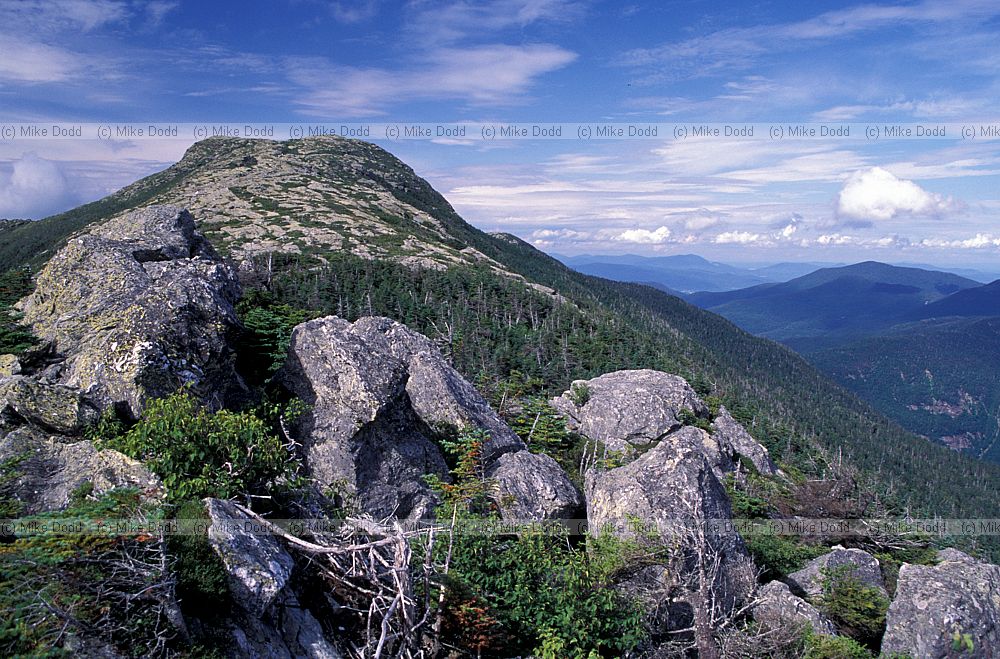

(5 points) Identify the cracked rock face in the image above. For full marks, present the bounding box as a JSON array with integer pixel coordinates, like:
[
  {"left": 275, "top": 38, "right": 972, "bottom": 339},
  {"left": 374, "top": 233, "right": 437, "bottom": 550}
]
[
  {"left": 551, "top": 370, "right": 707, "bottom": 454},
  {"left": 711, "top": 406, "right": 779, "bottom": 476},
  {"left": 279, "top": 315, "right": 580, "bottom": 522},
  {"left": 585, "top": 426, "right": 757, "bottom": 615},
  {"left": 882, "top": 549, "right": 1000, "bottom": 657},
  {"left": 15, "top": 205, "right": 247, "bottom": 419},
  {"left": 0, "top": 376, "right": 99, "bottom": 435},
  {"left": 489, "top": 450, "right": 583, "bottom": 521},
  {"left": 205, "top": 498, "right": 295, "bottom": 619}
]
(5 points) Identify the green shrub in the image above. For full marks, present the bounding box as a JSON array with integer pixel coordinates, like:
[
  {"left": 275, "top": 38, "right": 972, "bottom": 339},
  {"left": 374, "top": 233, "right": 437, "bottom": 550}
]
[
  {"left": 170, "top": 499, "right": 231, "bottom": 618},
  {"left": 678, "top": 407, "right": 712, "bottom": 432},
  {"left": 236, "top": 290, "right": 311, "bottom": 381},
  {"left": 801, "top": 630, "right": 873, "bottom": 659},
  {"left": 95, "top": 390, "right": 301, "bottom": 502},
  {"left": 440, "top": 525, "right": 647, "bottom": 658},
  {"left": 0, "top": 268, "right": 37, "bottom": 356},
  {"left": 818, "top": 565, "right": 889, "bottom": 649},
  {"left": 424, "top": 425, "right": 647, "bottom": 657},
  {"left": 568, "top": 382, "right": 590, "bottom": 407},
  {"left": 746, "top": 534, "right": 827, "bottom": 579},
  {"left": 0, "top": 489, "right": 175, "bottom": 656}
]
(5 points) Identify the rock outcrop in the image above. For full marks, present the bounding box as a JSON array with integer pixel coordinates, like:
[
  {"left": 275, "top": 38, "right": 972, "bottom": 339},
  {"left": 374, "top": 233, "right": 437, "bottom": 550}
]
[
  {"left": 711, "top": 406, "right": 778, "bottom": 476},
  {"left": 489, "top": 450, "right": 583, "bottom": 520},
  {"left": 585, "top": 425, "right": 756, "bottom": 609},
  {"left": 0, "top": 375, "right": 99, "bottom": 435},
  {"left": 881, "top": 549, "right": 1000, "bottom": 657},
  {"left": 550, "top": 370, "right": 784, "bottom": 640},
  {"left": 752, "top": 580, "right": 837, "bottom": 636},
  {"left": 279, "top": 315, "right": 578, "bottom": 521},
  {"left": 786, "top": 545, "right": 887, "bottom": 600},
  {"left": 551, "top": 370, "right": 707, "bottom": 454},
  {"left": 0, "top": 425, "right": 161, "bottom": 513},
  {"left": 16, "top": 205, "right": 246, "bottom": 419},
  {"left": 205, "top": 498, "right": 344, "bottom": 658}
]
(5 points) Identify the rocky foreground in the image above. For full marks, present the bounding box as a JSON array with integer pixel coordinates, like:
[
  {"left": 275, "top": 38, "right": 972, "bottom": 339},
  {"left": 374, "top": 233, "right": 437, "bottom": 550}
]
[{"left": 3, "top": 206, "right": 999, "bottom": 657}]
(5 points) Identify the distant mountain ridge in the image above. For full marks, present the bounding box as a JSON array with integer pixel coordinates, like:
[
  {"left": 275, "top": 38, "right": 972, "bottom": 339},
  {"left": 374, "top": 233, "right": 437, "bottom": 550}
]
[
  {"left": 557, "top": 252, "right": 832, "bottom": 292},
  {"left": 912, "top": 279, "right": 1000, "bottom": 319},
  {"left": 686, "top": 261, "right": 979, "bottom": 346},
  {"left": 685, "top": 262, "right": 1000, "bottom": 463}
]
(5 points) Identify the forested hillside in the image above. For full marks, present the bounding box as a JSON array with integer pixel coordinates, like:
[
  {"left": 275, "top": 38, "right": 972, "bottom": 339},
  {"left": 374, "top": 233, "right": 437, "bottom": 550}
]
[{"left": 5, "top": 136, "right": 1000, "bottom": 535}]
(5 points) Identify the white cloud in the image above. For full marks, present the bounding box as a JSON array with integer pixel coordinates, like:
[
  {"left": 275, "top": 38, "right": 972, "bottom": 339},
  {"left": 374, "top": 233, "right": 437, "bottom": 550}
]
[
  {"left": 0, "top": 153, "right": 75, "bottom": 219},
  {"left": 778, "top": 223, "right": 798, "bottom": 239},
  {"left": 406, "top": 0, "right": 582, "bottom": 44},
  {"left": 836, "top": 167, "right": 955, "bottom": 221},
  {"left": 921, "top": 234, "right": 1000, "bottom": 249},
  {"left": 619, "top": 1, "right": 1000, "bottom": 77},
  {"left": 0, "top": 37, "right": 83, "bottom": 83},
  {"left": 330, "top": 0, "right": 380, "bottom": 23},
  {"left": 0, "top": 0, "right": 128, "bottom": 32},
  {"left": 289, "top": 44, "right": 576, "bottom": 116},
  {"left": 715, "top": 231, "right": 763, "bottom": 244},
  {"left": 615, "top": 226, "right": 672, "bottom": 244}
]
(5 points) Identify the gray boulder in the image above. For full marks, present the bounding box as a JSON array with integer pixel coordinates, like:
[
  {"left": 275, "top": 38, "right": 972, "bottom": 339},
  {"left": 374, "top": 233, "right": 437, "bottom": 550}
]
[
  {"left": 346, "top": 317, "right": 522, "bottom": 460},
  {"left": 551, "top": 371, "right": 775, "bottom": 483},
  {"left": 205, "top": 498, "right": 296, "bottom": 619},
  {"left": 752, "top": 580, "right": 836, "bottom": 635},
  {"left": 278, "top": 316, "right": 448, "bottom": 520},
  {"left": 489, "top": 450, "right": 582, "bottom": 520},
  {"left": 882, "top": 549, "right": 1000, "bottom": 658},
  {"left": 204, "top": 498, "right": 344, "bottom": 658},
  {"left": 0, "top": 375, "right": 99, "bottom": 435},
  {"left": 0, "top": 425, "right": 161, "bottom": 513},
  {"left": 586, "top": 425, "right": 756, "bottom": 613},
  {"left": 551, "top": 369, "right": 706, "bottom": 454},
  {"left": 16, "top": 205, "right": 246, "bottom": 419},
  {"left": 280, "top": 315, "right": 564, "bottom": 522},
  {"left": 712, "top": 406, "right": 778, "bottom": 476},
  {"left": 786, "top": 545, "right": 886, "bottom": 600}
]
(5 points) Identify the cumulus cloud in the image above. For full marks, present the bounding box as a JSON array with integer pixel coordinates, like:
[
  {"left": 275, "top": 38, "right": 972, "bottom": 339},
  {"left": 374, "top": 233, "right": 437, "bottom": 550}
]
[
  {"left": 714, "top": 231, "right": 762, "bottom": 244},
  {"left": 837, "top": 166, "right": 955, "bottom": 221},
  {"left": 0, "top": 153, "right": 76, "bottom": 219},
  {"left": 921, "top": 234, "right": 1000, "bottom": 249},
  {"left": 615, "top": 226, "right": 672, "bottom": 244}
]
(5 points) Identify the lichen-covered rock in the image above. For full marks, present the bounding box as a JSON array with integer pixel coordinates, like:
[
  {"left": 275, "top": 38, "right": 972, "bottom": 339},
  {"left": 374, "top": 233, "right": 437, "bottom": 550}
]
[
  {"left": 585, "top": 425, "right": 756, "bottom": 612},
  {"left": 0, "top": 354, "right": 20, "bottom": 377},
  {"left": 16, "top": 205, "right": 246, "bottom": 419},
  {"left": 712, "top": 406, "right": 779, "bottom": 476},
  {"left": 551, "top": 369, "right": 706, "bottom": 454},
  {"left": 279, "top": 315, "right": 577, "bottom": 522},
  {"left": 881, "top": 549, "right": 1000, "bottom": 658},
  {"left": 0, "top": 375, "right": 99, "bottom": 434},
  {"left": 489, "top": 450, "right": 582, "bottom": 520},
  {"left": 205, "top": 498, "right": 295, "bottom": 619},
  {"left": 752, "top": 580, "right": 836, "bottom": 635},
  {"left": 550, "top": 370, "right": 774, "bottom": 484},
  {"left": 278, "top": 316, "right": 448, "bottom": 520},
  {"left": 0, "top": 425, "right": 161, "bottom": 513},
  {"left": 341, "top": 317, "right": 522, "bottom": 460},
  {"left": 786, "top": 545, "right": 886, "bottom": 600}
]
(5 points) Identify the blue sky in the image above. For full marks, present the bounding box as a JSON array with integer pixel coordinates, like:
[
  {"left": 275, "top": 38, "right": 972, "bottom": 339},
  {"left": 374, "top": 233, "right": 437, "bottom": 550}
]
[{"left": 2, "top": 0, "right": 1000, "bottom": 266}]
